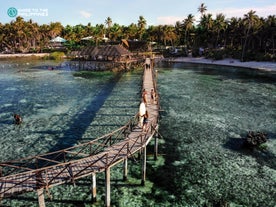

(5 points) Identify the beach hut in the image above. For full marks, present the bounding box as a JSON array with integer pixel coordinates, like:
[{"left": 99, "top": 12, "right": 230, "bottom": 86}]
[
  {"left": 50, "top": 36, "right": 67, "bottom": 43},
  {"left": 98, "top": 45, "right": 131, "bottom": 61},
  {"left": 50, "top": 36, "right": 67, "bottom": 48},
  {"left": 77, "top": 45, "right": 132, "bottom": 61}
]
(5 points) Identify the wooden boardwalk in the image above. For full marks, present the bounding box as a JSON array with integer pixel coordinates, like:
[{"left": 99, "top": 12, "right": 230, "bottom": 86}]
[{"left": 0, "top": 59, "right": 159, "bottom": 207}]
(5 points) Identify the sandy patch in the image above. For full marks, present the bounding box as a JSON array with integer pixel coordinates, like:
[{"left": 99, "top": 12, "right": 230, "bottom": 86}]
[
  {"left": 166, "top": 57, "right": 276, "bottom": 72},
  {"left": 0, "top": 53, "right": 49, "bottom": 59}
]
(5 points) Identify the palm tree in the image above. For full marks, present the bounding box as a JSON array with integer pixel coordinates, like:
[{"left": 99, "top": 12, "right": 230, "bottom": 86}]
[
  {"left": 11, "top": 16, "right": 27, "bottom": 52},
  {"left": 161, "top": 25, "right": 177, "bottom": 46},
  {"left": 174, "top": 21, "right": 182, "bottom": 45},
  {"left": 105, "top": 17, "right": 113, "bottom": 29},
  {"left": 198, "top": 13, "right": 213, "bottom": 47},
  {"left": 105, "top": 17, "right": 113, "bottom": 39},
  {"left": 0, "top": 23, "right": 4, "bottom": 51},
  {"left": 137, "top": 16, "right": 147, "bottom": 40},
  {"left": 213, "top": 13, "right": 227, "bottom": 48},
  {"left": 241, "top": 10, "right": 259, "bottom": 61},
  {"left": 94, "top": 24, "right": 105, "bottom": 45},
  {"left": 124, "top": 23, "right": 138, "bottom": 40},
  {"left": 27, "top": 19, "right": 40, "bottom": 52},
  {"left": 198, "top": 3, "right": 207, "bottom": 17},
  {"left": 39, "top": 24, "right": 51, "bottom": 51},
  {"left": 109, "top": 23, "right": 122, "bottom": 41},
  {"left": 226, "top": 17, "right": 242, "bottom": 49},
  {"left": 1, "top": 23, "right": 14, "bottom": 52},
  {"left": 49, "top": 22, "right": 63, "bottom": 39},
  {"left": 73, "top": 24, "right": 86, "bottom": 41},
  {"left": 262, "top": 15, "right": 276, "bottom": 55},
  {"left": 146, "top": 25, "right": 163, "bottom": 44},
  {"left": 182, "top": 14, "right": 195, "bottom": 47}
]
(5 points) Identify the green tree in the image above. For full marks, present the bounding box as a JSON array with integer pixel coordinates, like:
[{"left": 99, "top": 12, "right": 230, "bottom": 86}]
[
  {"left": 198, "top": 3, "right": 207, "bottom": 17},
  {"left": 182, "top": 14, "right": 195, "bottom": 47},
  {"left": 112, "top": 23, "right": 123, "bottom": 41},
  {"left": 137, "top": 16, "right": 147, "bottom": 40},
  {"left": 197, "top": 13, "right": 213, "bottom": 47},
  {"left": 105, "top": 17, "right": 113, "bottom": 39},
  {"left": 161, "top": 25, "right": 177, "bottom": 46},
  {"left": 264, "top": 15, "right": 276, "bottom": 55},
  {"left": 241, "top": 10, "right": 260, "bottom": 61},
  {"left": 105, "top": 17, "right": 113, "bottom": 29},
  {"left": 213, "top": 13, "right": 227, "bottom": 48},
  {"left": 94, "top": 24, "right": 106, "bottom": 45},
  {"left": 48, "top": 22, "right": 63, "bottom": 39}
]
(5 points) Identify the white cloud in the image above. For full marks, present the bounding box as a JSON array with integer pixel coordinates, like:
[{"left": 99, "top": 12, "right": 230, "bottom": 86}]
[
  {"left": 209, "top": 4, "right": 276, "bottom": 19},
  {"left": 79, "top": 10, "right": 92, "bottom": 18},
  {"left": 156, "top": 16, "right": 184, "bottom": 25}
]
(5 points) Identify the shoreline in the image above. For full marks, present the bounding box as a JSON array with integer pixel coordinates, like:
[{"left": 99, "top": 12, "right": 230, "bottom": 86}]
[
  {"left": 0, "top": 53, "right": 49, "bottom": 59},
  {"left": 1, "top": 53, "right": 275, "bottom": 73},
  {"left": 165, "top": 57, "right": 276, "bottom": 72}
]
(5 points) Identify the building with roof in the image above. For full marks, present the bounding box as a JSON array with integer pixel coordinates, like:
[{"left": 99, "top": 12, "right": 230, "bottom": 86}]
[{"left": 74, "top": 45, "right": 132, "bottom": 62}]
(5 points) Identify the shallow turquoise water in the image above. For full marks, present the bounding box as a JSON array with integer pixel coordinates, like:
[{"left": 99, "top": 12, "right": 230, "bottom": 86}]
[
  {"left": 0, "top": 60, "right": 275, "bottom": 206},
  {"left": 0, "top": 60, "right": 141, "bottom": 161},
  {"left": 156, "top": 62, "right": 276, "bottom": 206}
]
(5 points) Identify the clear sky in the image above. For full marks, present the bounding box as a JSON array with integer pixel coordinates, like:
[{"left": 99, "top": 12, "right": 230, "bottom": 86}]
[{"left": 1, "top": 0, "right": 276, "bottom": 26}]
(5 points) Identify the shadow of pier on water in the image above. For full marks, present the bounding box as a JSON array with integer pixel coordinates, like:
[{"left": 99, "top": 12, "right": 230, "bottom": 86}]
[{"left": 47, "top": 72, "right": 123, "bottom": 153}]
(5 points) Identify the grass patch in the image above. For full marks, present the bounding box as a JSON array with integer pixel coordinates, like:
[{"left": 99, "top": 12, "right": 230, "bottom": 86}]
[
  {"left": 73, "top": 71, "right": 114, "bottom": 79},
  {"left": 48, "top": 52, "right": 66, "bottom": 60}
]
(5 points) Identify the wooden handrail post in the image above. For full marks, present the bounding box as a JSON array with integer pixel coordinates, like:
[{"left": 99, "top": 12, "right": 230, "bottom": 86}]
[
  {"left": 0, "top": 167, "right": 2, "bottom": 204},
  {"left": 123, "top": 158, "right": 128, "bottom": 181},
  {"left": 63, "top": 151, "right": 66, "bottom": 163},
  {"left": 154, "top": 132, "right": 159, "bottom": 161},
  {"left": 105, "top": 167, "right": 111, "bottom": 207},
  {"left": 91, "top": 173, "right": 97, "bottom": 203},
  {"left": 37, "top": 188, "right": 46, "bottom": 207},
  {"left": 36, "top": 169, "right": 46, "bottom": 207},
  {"left": 109, "top": 136, "right": 112, "bottom": 146},
  {"left": 141, "top": 146, "right": 147, "bottom": 186}
]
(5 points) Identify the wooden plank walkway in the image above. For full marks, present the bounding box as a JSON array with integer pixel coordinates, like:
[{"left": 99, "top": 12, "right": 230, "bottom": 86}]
[{"left": 0, "top": 59, "right": 159, "bottom": 202}]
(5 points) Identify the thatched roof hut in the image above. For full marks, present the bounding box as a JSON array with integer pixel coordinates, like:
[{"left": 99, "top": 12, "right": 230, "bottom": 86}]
[
  {"left": 76, "top": 45, "right": 132, "bottom": 61},
  {"left": 98, "top": 45, "right": 131, "bottom": 60}
]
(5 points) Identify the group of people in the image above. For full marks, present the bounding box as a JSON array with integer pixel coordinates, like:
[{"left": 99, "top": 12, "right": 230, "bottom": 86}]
[
  {"left": 142, "top": 88, "right": 156, "bottom": 105},
  {"left": 139, "top": 88, "right": 157, "bottom": 132}
]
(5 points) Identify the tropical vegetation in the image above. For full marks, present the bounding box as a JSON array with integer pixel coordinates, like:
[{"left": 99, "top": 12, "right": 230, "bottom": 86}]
[{"left": 0, "top": 3, "right": 275, "bottom": 61}]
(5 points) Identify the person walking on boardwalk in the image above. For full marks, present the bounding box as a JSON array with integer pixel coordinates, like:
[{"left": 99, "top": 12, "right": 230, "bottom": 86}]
[
  {"left": 145, "top": 58, "right": 151, "bottom": 69},
  {"left": 150, "top": 88, "right": 156, "bottom": 104},
  {"left": 139, "top": 101, "right": 146, "bottom": 128},
  {"left": 142, "top": 110, "right": 149, "bottom": 132},
  {"left": 142, "top": 89, "right": 148, "bottom": 105}
]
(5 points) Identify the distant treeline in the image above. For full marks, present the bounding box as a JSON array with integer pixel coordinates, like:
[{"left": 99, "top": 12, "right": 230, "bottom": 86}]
[{"left": 0, "top": 3, "right": 275, "bottom": 61}]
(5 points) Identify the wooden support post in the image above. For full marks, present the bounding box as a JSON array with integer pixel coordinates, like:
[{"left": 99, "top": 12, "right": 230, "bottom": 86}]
[
  {"left": 0, "top": 167, "right": 2, "bottom": 204},
  {"left": 105, "top": 167, "right": 111, "bottom": 207},
  {"left": 36, "top": 170, "right": 45, "bottom": 207},
  {"left": 154, "top": 133, "right": 159, "bottom": 161},
  {"left": 123, "top": 158, "right": 128, "bottom": 181},
  {"left": 141, "top": 146, "right": 147, "bottom": 186},
  {"left": 91, "top": 173, "right": 97, "bottom": 203},
  {"left": 37, "top": 188, "right": 46, "bottom": 207}
]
